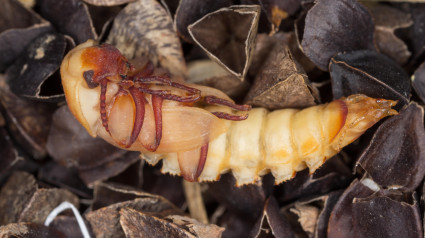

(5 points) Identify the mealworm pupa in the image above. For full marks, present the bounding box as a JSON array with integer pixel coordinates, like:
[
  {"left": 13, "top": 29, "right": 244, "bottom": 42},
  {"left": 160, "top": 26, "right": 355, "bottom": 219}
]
[{"left": 61, "top": 40, "right": 397, "bottom": 185}]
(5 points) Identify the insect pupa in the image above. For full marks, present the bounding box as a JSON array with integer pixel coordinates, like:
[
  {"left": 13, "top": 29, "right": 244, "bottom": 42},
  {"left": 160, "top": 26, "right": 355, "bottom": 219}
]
[{"left": 61, "top": 40, "right": 397, "bottom": 185}]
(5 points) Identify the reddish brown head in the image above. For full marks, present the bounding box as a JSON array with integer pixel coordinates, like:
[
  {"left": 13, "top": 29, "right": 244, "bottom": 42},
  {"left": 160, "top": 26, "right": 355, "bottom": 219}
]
[{"left": 81, "top": 44, "right": 133, "bottom": 88}]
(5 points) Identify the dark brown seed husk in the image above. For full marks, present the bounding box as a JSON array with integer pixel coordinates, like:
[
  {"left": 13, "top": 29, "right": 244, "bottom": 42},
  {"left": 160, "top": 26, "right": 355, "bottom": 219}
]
[
  {"left": 91, "top": 182, "right": 184, "bottom": 217},
  {"left": 0, "top": 127, "right": 22, "bottom": 183},
  {"left": 0, "top": 0, "right": 52, "bottom": 72},
  {"left": 86, "top": 4, "right": 122, "bottom": 37},
  {"left": 86, "top": 183, "right": 184, "bottom": 238},
  {"left": 356, "top": 103, "right": 425, "bottom": 192},
  {"left": 142, "top": 165, "right": 186, "bottom": 208},
  {"left": 327, "top": 178, "right": 376, "bottom": 238},
  {"left": 245, "top": 40, "right": 319, "bottom": 109},
  {"left": 330, "top": 50, "right": 410, "bottom": 109},
  {"left": 91, "top": 182, "right": 150, "bottom": 210},
  {"left": 49, "top": 215, "right": 93, "bottom": 238},
  {"left": 78, "top": 152, "right": 139, "bottom": 188},
  {"left": 412, "top": 61, "right": 425, "bottom": 104},
  {"left": 38, "top": 162, "right": 92, "bottom": 198},
  {"left": 120, "top": 208, "right": 196, "bottom": 238},
  {"left": 47, "top": 106, "right": 139, "bottom": 186},
  {"left": 408, "top": 3, "right": 425, "bottom": 60},
  {"left": 313, "top": 191, "right": 343, "bottom": 238},
  {"left": 6, "top": 33, "right": 66, "bottom": 101},
  {"left": 0, "top": 0, "right": 42, "bottom": 33},
  {"left": 188, "top": 5, "right": 261, "bottom": 80},
  {"left": 107, "top": 0, "right": 187, "bottom": 78},
  {"left": 0, "top": 76, "right": 54, "bottom": 159},
  {"left": 0, "top": 171, "right": 37, "bottom": 225},
  {"left": 257, "top": 0, "right": 301, "bottom": 34},
  {"left": 208, "top": 173, "right": 266, "bottom": 220},
  {"left": 174, "top": 0, "right": 233, "bottom": 43},
  {"left": 297, "top": 0, "right": 375, "bottom": 71},
  {"left": 166, "top": 215, "right": 225, "bottom": 238},
  {"left": 159, "top": 0, "right": 180, "bottom": 18},
  {"left": 46, "top": 106, "right": 126, "bottom": 169},
  {"left": 352, "top": 191, "right": 422, "bottom": 238},
  {"left": 82, "top": 0, "right": 134, "bottom": 6},
  {"left": 250, "top": 197, "right": 295, "bottom": 238},
  {"left": 0, "top": 222, "right": 66, "bottom": 238},
  {"left": 248, "top": 33, "right": 288, "bottom": 78},
  {"left": 213, "top": 208, "right": 257, "bottom": 237},
  {"left": 0, "top": 171, "right": 79, "bottom": 225},
  {"left": 187, "top": 60, "right": 249, "bottom": 98},
  {"left": 288, "top": 31, "right": 319, "bottom": 75},
  {"left": 368, "top": 4, "right": 412, "bottom": 65},
  {"left": 18, "top": 188, "right": 79, "bottom": 223},
  {"left": 283, "top": 190, "right": 342, "bottom": 238},
  {"left": 37, "top": 0, "right": 97, "bottom": 45},
  {"left": 78, "top": 152, "right": 140, "bottom": 187},
  {"left": 276, "top": 155, "right": 352, "bottom": 203}
]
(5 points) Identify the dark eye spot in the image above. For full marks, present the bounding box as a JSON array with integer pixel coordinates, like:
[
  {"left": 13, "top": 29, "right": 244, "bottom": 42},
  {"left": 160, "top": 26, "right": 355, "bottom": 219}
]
[{"left": 83, "top": 70, "right": 99, "bottom": 88}]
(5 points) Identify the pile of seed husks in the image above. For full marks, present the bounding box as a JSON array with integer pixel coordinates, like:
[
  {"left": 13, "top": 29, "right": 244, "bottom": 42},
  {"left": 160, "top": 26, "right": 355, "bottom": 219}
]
[{"left": 0, "top": 0, "right": 424, "bottom": 237}]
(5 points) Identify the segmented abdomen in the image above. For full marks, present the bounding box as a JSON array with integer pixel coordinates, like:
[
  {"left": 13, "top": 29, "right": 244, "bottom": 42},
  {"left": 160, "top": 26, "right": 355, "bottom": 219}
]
[{"left": 143, "top": 95, "right": 395, "bottom": 185}]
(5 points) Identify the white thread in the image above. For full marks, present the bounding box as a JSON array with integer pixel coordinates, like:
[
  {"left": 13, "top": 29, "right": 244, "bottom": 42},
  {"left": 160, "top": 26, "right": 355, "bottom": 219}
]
[{"left": 44, "top": 201, "right": 91, "bottom": 238}]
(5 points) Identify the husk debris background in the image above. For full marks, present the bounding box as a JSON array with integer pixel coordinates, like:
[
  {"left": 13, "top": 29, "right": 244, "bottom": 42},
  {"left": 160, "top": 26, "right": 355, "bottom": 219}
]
[{"left": 0, "top": 0, "right": 425, "bottom": 237}]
